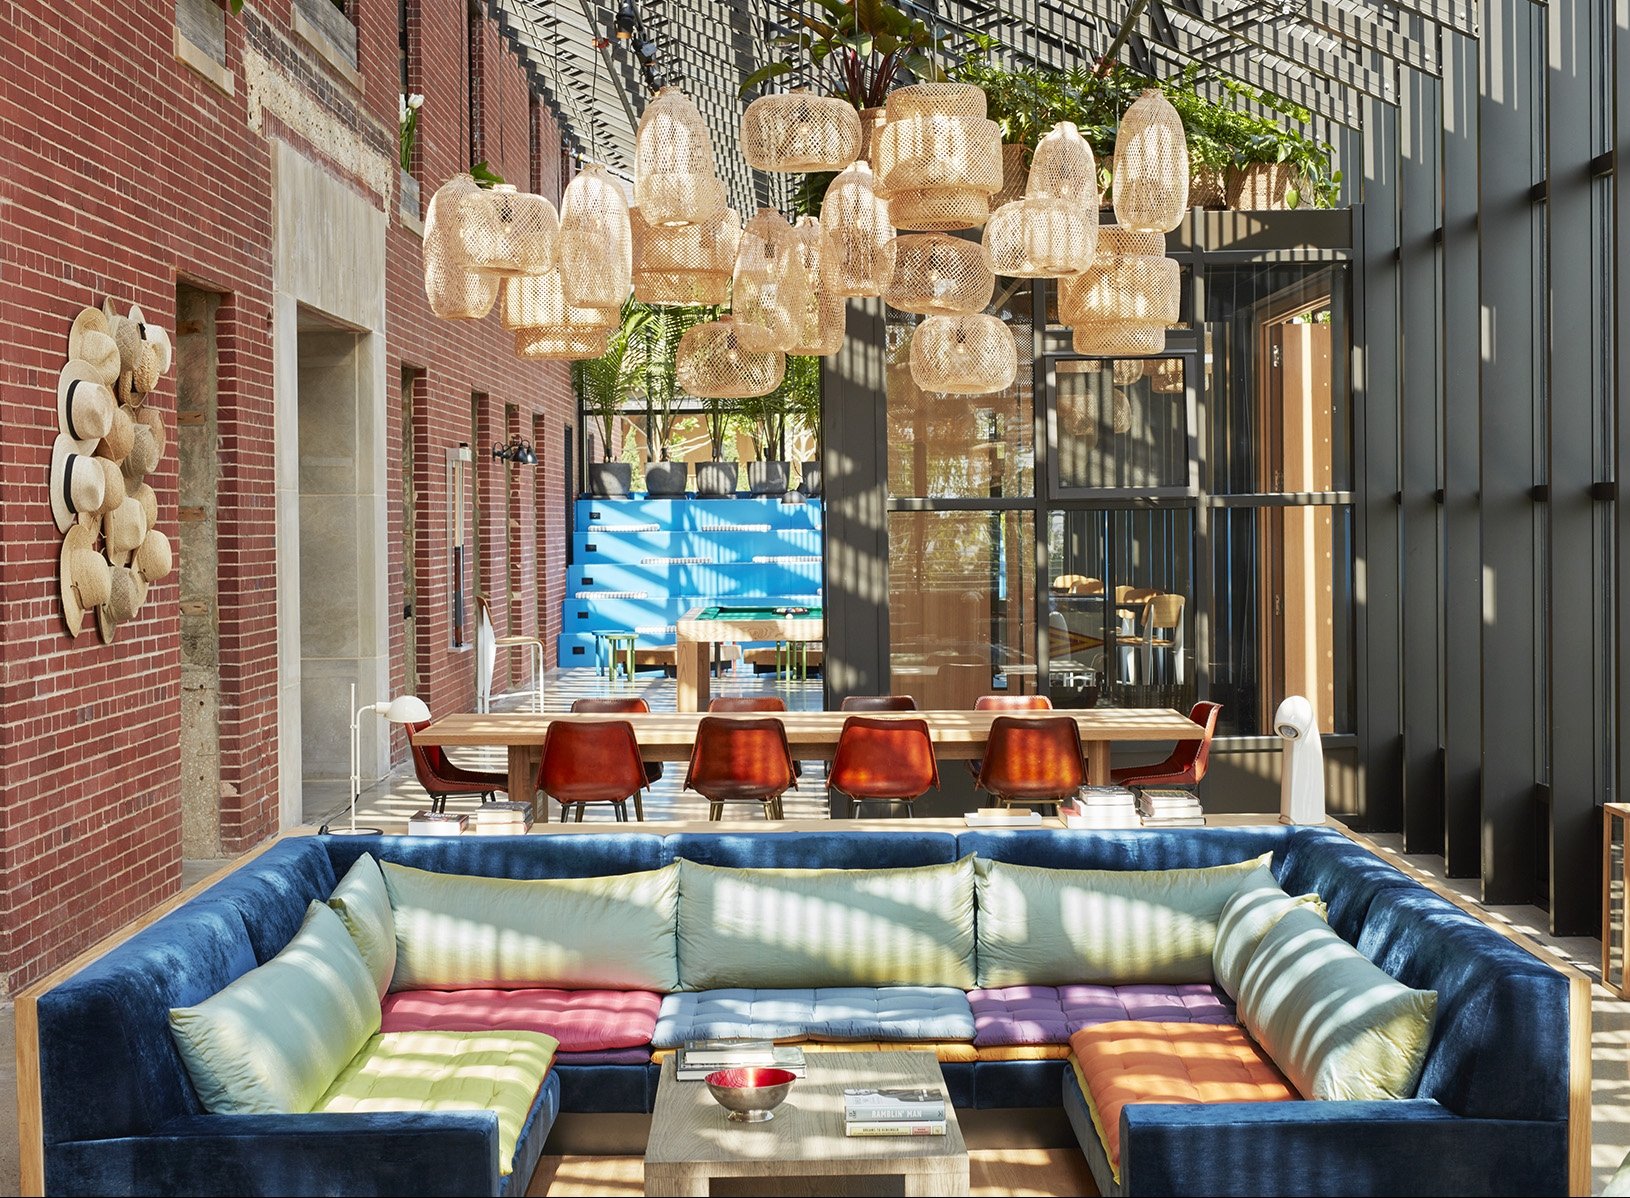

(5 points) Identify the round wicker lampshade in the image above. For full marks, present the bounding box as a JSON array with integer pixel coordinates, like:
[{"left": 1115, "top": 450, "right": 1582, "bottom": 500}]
[
  {"left": 732, "top": 209, "right": 810, "bottom": 352},
  {"left": 1112, "top": 89, "right": 1191, "bottom": 234},
  {"left": 557, "top": 163, "right": 634, "bottom": 309},
  {"left": 514, "top": 325, "right": 611, "bottom": 360},
  {"left": 785, "top": 216, "right": 845, "bottom": 357},
  {"left": 981, "top": 197, "right": 1097, "bottom": 278},
  {"left": 631, "top": 205, "right": 739, "bottom": 305},
  {"left": 909, "top": 313, "right": 1017, "bottom": 395},
  {"left": 873, "top": 84, "right": 1001, "bottom": 233},
  {"left": 457, "top": 184, "right": 558, "bottom": 277},
  {"left": 1027, "top": 121, "right": 1099, "bottom": 204},
  {"left": 499, "top": 273, "right": 618, "bottom": 332},
  {"left": 883, "top": 187, "right": 992, "bottom": 232},
  {"left": 1112, "top": 358, "right": 1146, "bottom": 385},
  {"left": 1056, "top": 226, "right": 1178, "bottom": 325},
  {"left": 424, "top": 176, "right": 500, "bottom": 320},
  {"left": 742, "top": 92, "right": 862, "bottom": 171},
  {"left": 634, "top": 87, "right": 727, "bottom": 227},
  {"left": 1071, "top": 321, "right": 1167, "bottom": 356},
  {"left": 883, "top": 233, "right": 995, "bottom": 316},
  {"left": 1150, "top": 357, "right": 1184, "bottom": 393},
  {"left": 676, "top": 317, "right": 786, "bottom": 398},
  {"left": 820, "top": 162, "right": 895, "bottom": 297}
]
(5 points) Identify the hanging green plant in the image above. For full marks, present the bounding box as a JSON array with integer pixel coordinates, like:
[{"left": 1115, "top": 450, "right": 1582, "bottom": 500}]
[{"left": 739, "top": 0, "right": 948, "bottom": 110}]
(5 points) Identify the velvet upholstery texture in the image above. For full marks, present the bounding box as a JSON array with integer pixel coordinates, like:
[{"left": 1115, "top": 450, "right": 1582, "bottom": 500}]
[
  {"left": 324, "top": 832, "right": 669, "bottom": 881},
  {"left": 380, "top": 988, "right": 662, "bottom": 1052},
  {"left": 197, "top": 839, "right": 339, "bottom": 963},
  {"left": 969, "top": 983, "right": 1235, "bottom": 1046},
  {"left": 667, "top": 829, "right": 960, "bottom": 870}
]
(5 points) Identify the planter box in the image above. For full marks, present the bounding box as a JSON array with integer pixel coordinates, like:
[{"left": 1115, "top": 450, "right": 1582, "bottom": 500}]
[
  {"left": 800, "top": 460, "right": 822, "bottom": 497},
  {"left": 1225, "top": 163, "right": 1307, "bottom": 211},
  {"left": 588, "top": 462, "right": 633, "bottom": 498},
  {"left": 694, "top": 461, "right": 737, "bottom": 497},
  {"left": 399, "top": 170, "right": 421, "bottom": 220},
  {"left": 644, "top": 460, "right": 688, "bottom": 497},
  {"left": 1190, "top": 164, "right": 1227, "bottom": 210},
  {"left": 748, "top": 461, "right": 791, "bottom": 496}
]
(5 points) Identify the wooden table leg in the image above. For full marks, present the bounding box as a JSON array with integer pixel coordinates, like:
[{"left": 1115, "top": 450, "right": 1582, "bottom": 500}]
[
  {"left": 642, "top": 1166, "right": 709, "bottom": 1197},
  {"left": 1084, "top": 738, "right": 1111, "bottom": 786},
  {"left": 676, "top": 639, "right": 711, "bottom": 711},
  {"left": 509, "top": 745, "right": 545, "bottom": 822}
]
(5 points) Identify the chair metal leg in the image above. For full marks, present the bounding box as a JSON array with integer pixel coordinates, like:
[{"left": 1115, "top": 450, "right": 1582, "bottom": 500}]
[
  {"left": 633, "top": 791, "right": 645, "bottom": 821},
  {"left": 614, "top": 802, "right": 627, "bottom": 821},
  {"left": 708, "top": 801, "right": 723, "bottom": 821},
  {"left": 574, "top": 804, "right": 586, "bottom": 823}
]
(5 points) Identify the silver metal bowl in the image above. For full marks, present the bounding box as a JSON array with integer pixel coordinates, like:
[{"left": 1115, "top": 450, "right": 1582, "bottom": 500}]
[{"left": 703, "top": 1067, "right": 797, "bottom": 1122}]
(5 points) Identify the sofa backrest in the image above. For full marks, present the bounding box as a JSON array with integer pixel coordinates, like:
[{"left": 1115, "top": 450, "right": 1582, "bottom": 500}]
[
  {"left": 667, "top": 829, "right": 960, "bottom": 870},
  {"left": 197, "top": 837, "right": 339, "bottom": 962},
  {"left": 957, "top": 826, "right": 1295, "bottom": 871},
  {"left": 325, "top": 831, "right": 668, "bottom": 880}
]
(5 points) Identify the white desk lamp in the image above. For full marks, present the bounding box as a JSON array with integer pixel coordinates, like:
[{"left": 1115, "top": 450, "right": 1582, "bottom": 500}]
[
  {"left": 1275, "top": 694, "right": 1326, "bottom": 825},
  {"left": 334, "top": 683, "right": 432, "bottom": 835}
]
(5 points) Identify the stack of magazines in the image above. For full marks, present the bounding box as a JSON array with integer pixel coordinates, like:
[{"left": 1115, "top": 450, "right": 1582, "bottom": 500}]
[
  {"left": 472, "top": 801, "right": 534, "bottom": 835},
  {"left": 843, "top": 1086, "right": 947, "bottom": 1136},
  {"left": 1137, "top": 788, "right": 1206, "bottom": 826},
  {"left": 1059, "top": 785, "right": 1140, "bottom": 829},
  {"left": 675, "top": 1038, "right": 806, "bottom": 1081}
]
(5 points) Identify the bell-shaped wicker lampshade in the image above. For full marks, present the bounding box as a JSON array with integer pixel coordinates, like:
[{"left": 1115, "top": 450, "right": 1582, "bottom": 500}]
[
  {"left": 514, "top": 326, "right": 611, "bottom": 360},
  {"left": 631, "top": 205, "right": 739, "bottom": 306},
  {"left": 1112, "top": 89, "right": 1191, "bottom": 234},
  {"left": 1112, "top": 359, "right": 1146, "bottom": 385},
  {"left": 909, "top": 313, "right": 1018, "bottom": 395},
  {"left": 981, "top": 198, "right": 1097, "bottom": 278},
  {"left": 1071, "top": 321, "right": 1167, "bottom": 356},
  {"left": 457, "top": 184, "right": 558, "bottom": 277},
  {"left": 883, "top": 233, "right": 995, "bottom": 316},
  {"left": 732, "top": 209, "right": 810, "bottom": 352},
  {"left": 820, "top": 162, "right": 896, "bottom": 298},
  {"left": 1150, "top": 357, "right": 1184, "bottom": 393},
  {"left": 882, "top": 188, "right": 992, "bottom": 232},
  {"left": 1027, "top": 122, "right": 1099, "bottom": 204},
  {"left": 873, "top": 83, "right": 1001, "bottom": 232},
  {"left": 499, "top": 273, "right": 618, "bottom": 332},
  {"left": 557, "top": 163, "right": 634, "bottom": 309},
  {"left": 676, "top": 317, "right": 786, "bottom": 398},
  {"left": 785, "top": 216, "right": 845, "bottom": 357},
  {"left": 424, "top": 175, "right": 499, "bottom": 320},
  {"left": 1056, "top": 226, "right": 1177, "bottom": 325},
  {"left": 634, "top": 87, "right": 727, "bottom": 227},
  {"left": 742, "top": 92, "right": 862, "bottom": 171}
]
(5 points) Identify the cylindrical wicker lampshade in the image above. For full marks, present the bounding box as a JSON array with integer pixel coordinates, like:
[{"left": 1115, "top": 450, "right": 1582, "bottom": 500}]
[
  {"left": 909, "top": 314, "right": 1017, "bottom": 395},
  {"left": 883, "top": 233, "right": 995, "bottom": 316},
  {"left": 732, "top": 209, "right": 810, "bottom": 352},
  {"left": 882, "top": 188, "right": 992, "bottom": 232},
  {"left": 873, "top": 84, "right": 1001, "bottom": 232},
  {"left": 785, "top": 216, "right": 845, "bottom": 357},
  {"left": 1027, "top": 122, "right": 1098, "bottom": 204},
  {"left": 1056, "top": 226, "right": 1178, "bottom": 325},
  {"left": 631, "top": 205, "right": 739, "bottom": 305},
  {"left": 424, "top": 175, "right": 499, "bottom": 320},
  {"left": 1150, "top": 357, "right": 1184, "bottom": 393},
  {"left": 981, "top": 198, "right": 1097, "bottom": 278},
  {"left": 742, "top": 92, "right": 862, "bottom": 171},
  {"left": 634, "top": 87, "right": 727, "bottom": 227},
  {"left": 676, "top": 317, "right": 786, "bottom": 398},
  {"left": 499, "top": 273, "right": 618, "bottom": 332},
  {"left": 514, "top": 325, "right": 611, "bottom": 360},
  {"left": 457, "top": 184, "right": 558, "bottom": 277},
  {"left": 1112, "top": 89, "right": 1190, "bottom": 234},
  {"left": 558, "top": 164, "right": 634, "bottom": 309},
  {"left": 633, "top": 270, "right": 733, "bottom": 306},
  {"left": 1071, "top": 321, "right": 1167, "bottom": 356},
  {"left": 1112, "top": 358, "right": 1146, "bottom": 385},
  {"left": 820, "top": 162, "right": 895, "bottom": 297},
  {"left": 884, "top": 82, "right": 987, "bottom": 122}
]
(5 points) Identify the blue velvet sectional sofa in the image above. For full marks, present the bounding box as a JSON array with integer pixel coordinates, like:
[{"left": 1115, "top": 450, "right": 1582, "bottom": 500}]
[{"left": 28, "top": 826, "right": 1579, "bottom": 1197}]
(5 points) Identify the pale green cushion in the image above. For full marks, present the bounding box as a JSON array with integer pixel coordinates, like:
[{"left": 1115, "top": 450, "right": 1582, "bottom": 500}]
[
  {"left": 382, "top": 861, "right": 680, "bottom": 992},
  {"left": 1211, "top": 863, "right": 1325, "bottom": 1002},
  {"left": 169, "top": 901, "right": 381, "bottom": 1115},
  {"left": 973, "top": 855, "right": 1269, "bottom": 987},
  {"left": 316, "top": 1029, "right": 558, "bottom": 1177},
  {"left": 328, "top": 853, "right": 396, "bottom": 998},
  {"left": 676, "top": 856, "right": 978, "bottom": 990},
  {"left": 1237, "top": 903, "right": 1438, "bottom": 1100}
]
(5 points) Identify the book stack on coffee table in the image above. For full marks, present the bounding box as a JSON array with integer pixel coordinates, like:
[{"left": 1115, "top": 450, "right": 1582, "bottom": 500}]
[
  {"left": 1136, "top": 788, "right": 1206, "bottom": 826},
  {"left": 675, "top": 1038, "right": 806, "bottom": 1081},
  {"left": 1059, "top": 784, "right": 1140, "bottom": 828},
  {"left": 843, "top": 1086, "right": 948, "bottom": 1136},
  {"left": 472, "top": 801, "right": 534, "bottom": 834}
]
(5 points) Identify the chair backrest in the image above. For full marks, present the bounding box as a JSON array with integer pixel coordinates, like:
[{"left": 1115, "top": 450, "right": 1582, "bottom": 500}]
[
  {"left": 405, "top": 718, "right": 451, "bottom": 782},
  {"left": 1051, "top": 573, "right": 1092, "bottom": 593},
  {"left": 973, "top": 694, "right": 1054, "bottom": 711},
  {"left": 708, "top": 695, "right": 787, "bottom": 712},
  {"left": 975, "top": 715, "right": 1087, "bottom": 799},
  {"left": 684, "top": 716, "right": 796, "bottom": 793},
  {"left": 1146, "top": 592, "right": 1185, "bottom": 630},
  {"left": 474, "top": 595, "right": 497, "bottom": 702},
  {"left": 1165, "top": 700, "right": 1223, "bottom": 782},
  {"left": 829, "top": 716, "right": 939, "bottom": 797},
  {"left": 1072, "top": 577, "right": 1105, "bottom": 596},
  {"left": 538, "top": 719, "right": 647, "bottom": 796},
  {"left": 571, "top": 697, "right": 652, "bottom": 713},
  {"left": 839, "top": 694, "right": 919, "bottom": 711}
]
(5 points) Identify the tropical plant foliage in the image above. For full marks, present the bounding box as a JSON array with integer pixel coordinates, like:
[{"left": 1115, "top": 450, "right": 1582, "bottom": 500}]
[
  {"left": 740, "top": 0, "right": 948, "bottom": 110},
  {"left": 572, "top": 301, "right": 650, "bottom": 463}
]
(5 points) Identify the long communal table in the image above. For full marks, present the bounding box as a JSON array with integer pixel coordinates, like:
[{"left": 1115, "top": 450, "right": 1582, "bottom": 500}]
[{"left": 414, "top": 707, "right": 1204, "bottom": 821}]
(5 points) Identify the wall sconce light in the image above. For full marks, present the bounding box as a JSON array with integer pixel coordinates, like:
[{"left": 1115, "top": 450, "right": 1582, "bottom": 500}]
[{"left": 492, "top": 436, "right": 538, "bottom": 465}]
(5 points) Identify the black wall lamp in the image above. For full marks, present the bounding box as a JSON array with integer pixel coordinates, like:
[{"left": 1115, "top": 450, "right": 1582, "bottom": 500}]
[{"left": 492, "top": 436, "right": 538, "bottom": 465}]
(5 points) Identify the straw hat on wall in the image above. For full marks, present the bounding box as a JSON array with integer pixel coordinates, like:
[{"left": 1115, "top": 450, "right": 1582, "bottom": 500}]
[
  {"left": 68, "top": 309, "right": 120, "bottom": 387},
  {"left": 50, "top": 434, "right": 106, "bottom": 534},
  {"left": 97, "top": 405, "right": 135, "bottom": 462},
  {"left": 57, "top": 362, "right": 114, "bottom": 451},
  {"left": 103, "top": 497, "right": 148, "bottom": 566},
  {"left": 59, "top": 525, "right": 112, "bottom": 638}
]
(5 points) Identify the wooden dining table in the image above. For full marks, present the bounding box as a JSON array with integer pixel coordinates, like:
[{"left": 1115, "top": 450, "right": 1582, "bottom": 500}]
[{"left": 413, "top": 707, "right": 1204, "bottom": 821}]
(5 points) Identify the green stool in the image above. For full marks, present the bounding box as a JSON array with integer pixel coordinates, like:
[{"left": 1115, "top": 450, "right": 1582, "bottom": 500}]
[
  {"left": 597, "top": 631, "right": 637, "bottom": 681},
  {"left": 775, "top": 639, "right": 811, "bottom": 681}
]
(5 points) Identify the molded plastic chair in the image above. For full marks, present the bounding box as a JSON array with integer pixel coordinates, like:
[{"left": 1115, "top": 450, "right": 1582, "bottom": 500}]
[
  {"left": 968, "top": 694, "right": 1055, "bottom": 779},
  {"left": 839, "top": 695, "right": 919, "bottom": 712},
  {"left": 537, "top": 719, "right": 648, "bottom": 822},
  {"left": 708, "top": 696, "right": 787, "bottom": 712},
  {"left": 407, "top": 719, "right": 508, "bottom": 814},
  {"left": 1140, "top": 592, "right": 1187, "bottom": 685},
  {"left": 974, "top": 715, "right": 1087, "bottom": 815},
  {"left": 571, "top": 697, "right": 663, "bottom": 788},
  {"left": 475, "top": 595, "right": 545, "bottom": 712},
  {"left": 1112, "top": 700, "right": 1222, "bottom": 791},
  {"left": 828, "top": 716, "right": 940, "bottom": 818},
  {"left": 684, "top": 716, "right": 797, "bottom": 821}
]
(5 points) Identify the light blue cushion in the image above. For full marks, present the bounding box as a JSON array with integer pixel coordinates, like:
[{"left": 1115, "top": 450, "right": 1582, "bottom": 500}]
[
  {"left": 652, "top": 986, "right": 976, "bottom": 1048},
  {"left": 1211, "top": 862, "right": 1324, "bottom": 1002},
  {"left": 327, "top": 853, "right": 395, "bottom": 998}
]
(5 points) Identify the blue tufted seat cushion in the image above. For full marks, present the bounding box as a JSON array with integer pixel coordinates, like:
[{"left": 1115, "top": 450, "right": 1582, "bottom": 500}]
[{"left": 652, "top": 986, "right": 976, "bottom": 1047}]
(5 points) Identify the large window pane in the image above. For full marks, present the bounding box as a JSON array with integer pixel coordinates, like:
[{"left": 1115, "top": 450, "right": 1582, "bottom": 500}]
[
  {"left": 1052, "top": 357, "right": 1189, "bottom": 490},
  {"left": 888, "top": 511, "right": 1036, "bottom": 707}
]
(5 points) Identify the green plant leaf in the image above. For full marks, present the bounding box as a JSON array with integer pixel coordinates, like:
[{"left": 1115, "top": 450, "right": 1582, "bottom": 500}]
[
  {"left": 469, "top": 160, "right": 505, "bottom": 188},
  {"left": 739, "top": 61, "right": 794, "bottom": 97}
]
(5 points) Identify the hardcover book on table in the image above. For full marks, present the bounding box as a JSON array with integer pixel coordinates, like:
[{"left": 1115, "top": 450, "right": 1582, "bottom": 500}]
[
  {"left": 406, "top": 811, "right": 467, "bottom": 836},
  {"left": 842, "top": 1086, "right": 947, "bottom": 1122}
]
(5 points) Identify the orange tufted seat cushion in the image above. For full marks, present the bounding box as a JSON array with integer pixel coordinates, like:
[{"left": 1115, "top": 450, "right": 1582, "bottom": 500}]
[{"left": 1069, "top": 1021, "right": 1299, "bottom": 1177}]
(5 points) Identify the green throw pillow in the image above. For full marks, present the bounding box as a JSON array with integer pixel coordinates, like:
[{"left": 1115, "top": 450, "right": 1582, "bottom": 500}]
[
  {"left": 169, "top": 900, "right": 381, "bottom": 1115},
  {"left": 1237, "top": 903, "right": 1438, "bottom": 1100},
  {"left": 328, "top": 853, "right": 396, "bottom": 998},
  {"left": 382, "top": 861, "right": 680, "bottom": 992},
  {"left": 1211, "top": 863, "right": 1324, "bottom": 1002},
  {"left": 973, "top": 855, "right": 1269, "bottom": 987},
  {"left": 676, "top": 856, "right": 978, "bottom": 990}
]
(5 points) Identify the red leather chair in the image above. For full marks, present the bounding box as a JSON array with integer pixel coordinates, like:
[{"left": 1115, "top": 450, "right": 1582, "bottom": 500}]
[
  {"left": 572, "top": 697, "right": 663, "bottom": 787},
  {"left": 839, "top": 695, "right": 919, "bottom": 711},
  {"left": 1112, "top": 701, "right": 1223, "bottom": 790},
  {"left": 406, "top": 720, "right": 508, "bottom": 814},
  {"left": 537, "top": 719, "right": 649, "bottom": 822},
  {"left": 968, "top": 694, "right": 1054, "bottom": 779},
  {"left": 828, "top": 716, "right": 939, "bottom": 818},
  {"left": 708, "top": 696, "right": 787, "bottom": 712},
  {"left": 975, "top": 715, "right": 1087, "bottom": 815},
  {"left": 684, "top": 716, "right": 797, "bottom": 820}
]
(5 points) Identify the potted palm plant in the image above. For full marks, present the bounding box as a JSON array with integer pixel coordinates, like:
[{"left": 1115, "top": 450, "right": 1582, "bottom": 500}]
[
  {"left": 780, "top": 355, "right": 823, "bottom": 496},
  {"left": 736, "top": 385, "right": 794, "bottom": 496},
  {"left": 695, "top": 396, "right": 740, "bottom": 497},
  {"left": 640, "top": 305, "right": 705, "bottom": 497},
  {"left": 572, "top": 301, "right": 649, "bottom": 497}
]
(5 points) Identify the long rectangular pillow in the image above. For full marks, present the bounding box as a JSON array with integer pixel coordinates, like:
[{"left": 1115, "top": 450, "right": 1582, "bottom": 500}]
[{"left": 382, "top": 861, "right": 680, "bottom": 992}]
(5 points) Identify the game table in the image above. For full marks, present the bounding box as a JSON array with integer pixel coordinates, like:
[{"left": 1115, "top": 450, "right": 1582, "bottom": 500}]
[{"left": 675, "top": 604, "right": 824, "bottom": 710}]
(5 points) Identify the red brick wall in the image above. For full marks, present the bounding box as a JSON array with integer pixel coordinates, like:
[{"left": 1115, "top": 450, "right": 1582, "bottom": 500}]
[{"left": 0, "top": 0, "right": 576, "bottom": 993}]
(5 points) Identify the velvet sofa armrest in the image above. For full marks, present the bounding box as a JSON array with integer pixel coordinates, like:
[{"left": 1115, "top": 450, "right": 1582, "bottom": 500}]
[
  {"left": 47, "top": 1111, "right": 503, "bottom": 1198},
  {"left": 1119, "top": 1102, "right": 1568, "bottom": 1198}
]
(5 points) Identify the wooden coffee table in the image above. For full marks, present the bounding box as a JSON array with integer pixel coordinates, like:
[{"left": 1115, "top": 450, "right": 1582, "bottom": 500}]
[{"left": 643, "top": 1050, "right": 970, "bottom": 1196}]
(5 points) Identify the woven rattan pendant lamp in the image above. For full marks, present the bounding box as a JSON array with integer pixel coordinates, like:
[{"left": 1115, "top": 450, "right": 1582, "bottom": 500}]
[
  {"left": 514, "top": 326, "right": 611, "bottom": 360},
  {"left": 732, "top": 209, "right": 810, "bottom": 352},
  {"left": 821, "top": 162, "right": 896, "bottom": 298},
  {"left": 1056, "top": 226, "right": 1177, "bottom": 326},
  {"left": 884, "top": 233, "right": 995, "bottom": 316},
  {"left": 557, "top": 163, "right": 634, "bottom": 309},
  {"left": 457, "top": 184, "right": 558, "bottom": 277},
  {"left": 631, "top": 205, "right": 739, "bottom": 306},
  {"left": 783, "top": 216, "right": 845, "bottom": 357},
  {"left": 676, "top": 316, "right": 786, "bottom": 398},
  {"left": 910, "top": 314, "right": 1017, "bottom": 395},
  {"left": 1112, "top": 359, "right": 1146, "bottom": 385},
  {"left": 1071, "top": 320, "right": 1167, "bottom": 356},
  {"left": 742, "top": 91, "right": 862, "bottom": 171},
  {"left": 873, "top": 83, "right": 1002, "bottom": 231},
  {"left": 423, "top": 175, "right": 500, "bottom": 320},
  {"left": 1151, "top": 358, "right": 1184, "bottom": 393},
  {"left": 1112, "top": 90, "right": 1190, "bottom": 234},
  {"left": 1027, "top": 121, "right": 1099, "bottom": 204},
  {"left": 498, "top": 273, "right": 617, "bottom": 332},
  {"left": 981, "top": 197, "right": 1096, "bottom": 278},
  {"left": 1054, "top": 359, "right": 1102, "bottom": 438},
  {"left": 634, "top": 87, "right": 727, "bottom": 227}
]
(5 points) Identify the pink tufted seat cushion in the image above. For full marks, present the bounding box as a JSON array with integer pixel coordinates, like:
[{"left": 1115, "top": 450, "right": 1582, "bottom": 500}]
[{"left": 380, "top": 987, "right": 661, "bottom": 1053}]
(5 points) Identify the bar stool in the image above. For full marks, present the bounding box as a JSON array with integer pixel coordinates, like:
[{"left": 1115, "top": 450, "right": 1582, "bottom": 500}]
[
  {"left": 595, "top": 630, "right": 638, "bottom": 681},
  {"left": 537, "top": 719, "right": 648, "bottom": 822},
  {"left": 684, "top": 716, "right": 797, "bottom": 821},
  {"left": 974, "top": 715, "right": 1087, "bottom": 816},
  {"left": 828, "top": 716, "right": 939, "bottom": 818},
  {"left": 475, "top": 596, "right": 545, "bottom": 712}
]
